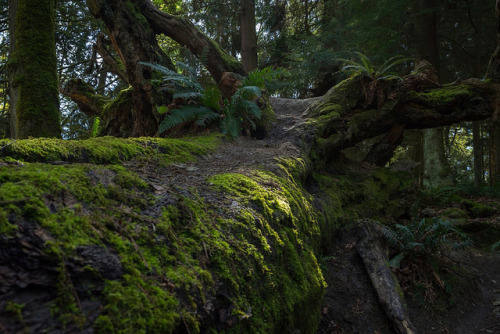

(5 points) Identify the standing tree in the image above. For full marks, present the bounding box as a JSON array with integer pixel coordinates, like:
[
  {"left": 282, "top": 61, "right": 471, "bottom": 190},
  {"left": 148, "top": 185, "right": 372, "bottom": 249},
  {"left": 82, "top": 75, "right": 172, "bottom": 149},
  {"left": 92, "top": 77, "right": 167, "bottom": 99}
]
[
  {"left": 8, "top": 0, "right": 61, "bottom": 138},
  {"left": 486, "top": 0, "right": 500, "bottom": 185},
  {"left": 240, "top": 0, "right": 257, "bottom": 72}
]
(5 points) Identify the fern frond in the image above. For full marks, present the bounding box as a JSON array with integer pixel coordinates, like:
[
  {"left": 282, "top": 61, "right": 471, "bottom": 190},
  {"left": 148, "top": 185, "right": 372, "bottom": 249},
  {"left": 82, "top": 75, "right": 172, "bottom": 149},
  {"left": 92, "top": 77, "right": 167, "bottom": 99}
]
[
  {"left": 377, "top": 56, "right": 413, "bottom": 76},
  {"left": 220, "top": 108, "right": 241, "bottom": 139},
  {"left": 159, "top": 106, "right": 216, "bottom": 134},
  {"left": 201, "top": 86, "right": 222, "bottom": 110},
  {"left": 235, "top": 85, "right": 261, "bottom": 100},
  {"left": 172, "top": 91, "right": 203, "bottom": 100},
  {"left": 139, "top": 62, "right": 175, "bottom": 76},
  {"left": 195, "top": 110, "right": 221, "bottom": 126}
]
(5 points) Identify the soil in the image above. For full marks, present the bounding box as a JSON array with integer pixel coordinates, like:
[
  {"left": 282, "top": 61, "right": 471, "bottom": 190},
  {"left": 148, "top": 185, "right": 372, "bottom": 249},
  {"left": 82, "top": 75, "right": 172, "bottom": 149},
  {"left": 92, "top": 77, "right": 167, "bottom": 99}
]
[{"left": 128, "top": 96, "right": 500, "bottom": 334}]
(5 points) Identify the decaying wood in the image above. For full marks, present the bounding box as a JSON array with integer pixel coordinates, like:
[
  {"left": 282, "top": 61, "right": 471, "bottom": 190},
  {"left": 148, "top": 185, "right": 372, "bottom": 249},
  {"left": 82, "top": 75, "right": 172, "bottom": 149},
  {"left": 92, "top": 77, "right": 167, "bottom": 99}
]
[{"left": 356, "top": 220, "right": 417, "bottom": 334}]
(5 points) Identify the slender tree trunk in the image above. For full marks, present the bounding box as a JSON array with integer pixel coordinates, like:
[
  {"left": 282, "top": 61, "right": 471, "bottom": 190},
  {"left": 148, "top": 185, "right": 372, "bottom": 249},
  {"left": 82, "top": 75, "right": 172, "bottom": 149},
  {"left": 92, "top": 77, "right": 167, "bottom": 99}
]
[
  {"left": 240, "top": 0, "right": 258, "bottom": 72},
  {"left": 7, "top": 0, "right": 18, "bottom": 138},
  {"left": 487, "top": 0, "right": 500, "bottom": 184},
  {"left": 473, "top": 121, "right": 484, "bottom": 187},
  {"left": 416, "top": 0, "right": 453, "bottom": 187}
]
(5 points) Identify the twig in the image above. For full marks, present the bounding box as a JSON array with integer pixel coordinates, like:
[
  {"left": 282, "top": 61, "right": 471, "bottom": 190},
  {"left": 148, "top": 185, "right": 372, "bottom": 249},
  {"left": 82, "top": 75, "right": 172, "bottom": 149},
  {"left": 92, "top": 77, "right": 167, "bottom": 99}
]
[{"left": 0, "top": 140, "right": 16, "bottom": 151}]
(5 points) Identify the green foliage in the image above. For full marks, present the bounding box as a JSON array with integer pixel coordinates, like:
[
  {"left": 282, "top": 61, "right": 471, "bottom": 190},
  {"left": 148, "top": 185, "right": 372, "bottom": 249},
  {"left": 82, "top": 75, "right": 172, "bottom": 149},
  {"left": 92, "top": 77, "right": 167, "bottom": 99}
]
[
  {"left": 158, "top": 106, "right": 220, "bottom": 134},
  {"left": 381, "top": 218, "right": 472, "bottom": 268},
  {"left": 140, "top": 62, "right": 203, "bottom": 100},
  {"left": 220, "top": 86, "right": 262, "bottom": 139},
  {"left": 90, "top": 117, "right": 100, "bottom": 137},
  {"left": 336, "top": 52, "right": 412, "bottom": 80},
  {"left": 143, "top": 61, "right": 263, "bottom": 138},
  {"left": 241, "top": 66, "right": 289, "bottom": 91}
]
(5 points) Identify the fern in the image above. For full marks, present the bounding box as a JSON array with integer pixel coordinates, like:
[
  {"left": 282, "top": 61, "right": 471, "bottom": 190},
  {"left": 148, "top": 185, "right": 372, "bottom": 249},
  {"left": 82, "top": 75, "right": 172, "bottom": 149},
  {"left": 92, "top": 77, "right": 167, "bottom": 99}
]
[
  {"left": 219, "top": 86, "right": 262, "bottom": 139},
  {"left": 242, "top": 66, "right": 289, "bottom": 90},
  {"left": 336, "top": 52, "right": 412, "bottom": 80},
  {"left": 381, "top": 217, "right": 472, "bottom": 268},
  {"left": 159, "top": 106, "right": 219, "bottom": 134}
]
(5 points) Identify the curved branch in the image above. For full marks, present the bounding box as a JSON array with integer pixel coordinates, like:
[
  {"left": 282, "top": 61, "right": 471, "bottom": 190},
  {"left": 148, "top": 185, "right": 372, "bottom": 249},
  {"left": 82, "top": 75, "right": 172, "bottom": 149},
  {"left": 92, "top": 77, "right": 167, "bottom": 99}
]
[{"left": 138, "top": 0, "right": 246, "bottom": 82}]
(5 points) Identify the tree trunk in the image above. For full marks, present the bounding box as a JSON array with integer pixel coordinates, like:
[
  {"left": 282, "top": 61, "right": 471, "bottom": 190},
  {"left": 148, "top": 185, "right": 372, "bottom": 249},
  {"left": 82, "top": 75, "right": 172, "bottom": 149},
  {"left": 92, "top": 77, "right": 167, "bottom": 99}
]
[
  {"left": 486, "top": 0, "right": 500, "bottom": 184},
  {"left": 7, "top": 0, "right": 18, "bottom": 138},
  {"left": 87, "top": 0, "right": 175, "bottom": 137},
  {"left": 240, "top": 0, "right": 258, "bottom": 72},
  {"left": 416, "top": 0, "right": 453, "bottom": 187},
  {"left": 8, "top": 0, "right": 61, "bottom": 138},
  {"left": 422, "top": 128, "right": 453, "bottom": 187},
  {"left": 473, "top": 121, "right": 484, "bottom": 187},
  {"left": 304, "top": 74, "right": 496, "bottom": 167}
]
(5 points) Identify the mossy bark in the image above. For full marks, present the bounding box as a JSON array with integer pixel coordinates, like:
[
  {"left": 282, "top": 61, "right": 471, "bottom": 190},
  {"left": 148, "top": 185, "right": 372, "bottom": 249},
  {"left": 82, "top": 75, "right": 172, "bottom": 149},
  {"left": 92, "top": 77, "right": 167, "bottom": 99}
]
[
  {"left": 9, "top": 0, "right": 61, "bottom": 138},
  {"left": 305, "top": 74, "right": 497, "bottom": 168},
  {"left": 87, "top": 0, "right": 175, "bottom": 137}
]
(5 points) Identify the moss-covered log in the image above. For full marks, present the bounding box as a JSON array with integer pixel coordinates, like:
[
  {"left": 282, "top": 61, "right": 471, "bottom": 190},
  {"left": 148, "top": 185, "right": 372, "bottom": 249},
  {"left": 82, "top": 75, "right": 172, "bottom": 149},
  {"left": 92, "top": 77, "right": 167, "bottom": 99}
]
[
  {"left": 0, "top": 133, "right": 414, "bottom": 333},
  {"left": 304, "top": 74, "right": 497, "bottom": 167}
]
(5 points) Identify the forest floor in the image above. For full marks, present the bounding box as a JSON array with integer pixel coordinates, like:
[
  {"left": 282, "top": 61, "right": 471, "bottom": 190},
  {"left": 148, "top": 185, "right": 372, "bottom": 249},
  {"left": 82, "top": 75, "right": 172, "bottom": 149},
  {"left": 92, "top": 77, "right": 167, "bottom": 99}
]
[{"left": 127, "top": 96, "right": 500, "bottom": 333}]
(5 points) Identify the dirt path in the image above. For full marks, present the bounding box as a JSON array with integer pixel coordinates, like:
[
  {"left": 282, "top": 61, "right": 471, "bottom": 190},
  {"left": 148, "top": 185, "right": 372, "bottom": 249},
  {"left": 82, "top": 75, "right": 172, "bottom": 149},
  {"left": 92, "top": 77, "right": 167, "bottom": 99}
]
[{"left": 127, "top": 97, "right": 318, "bottom": 194}]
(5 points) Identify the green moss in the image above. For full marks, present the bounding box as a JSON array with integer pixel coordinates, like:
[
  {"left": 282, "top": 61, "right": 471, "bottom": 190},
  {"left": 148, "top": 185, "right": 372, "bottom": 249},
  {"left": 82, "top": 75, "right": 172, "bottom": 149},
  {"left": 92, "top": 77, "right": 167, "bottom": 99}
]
[
  {"left": 124, "top": 1, "right": 149, "bottom": 28},
  {"left": 408, "top": 85, "right": 475, "bottom": 106},
  {"left": 0, "top": 133, "right": 221, "bottom": 164},
  {"left": 1, "top": 134, "right": 329, "bottom": 333},
  {"left": 207, "top": 172, "right": 325, "bottom": 333},
  {"left": 4, "top": 301, "right": 25, "bottom": 326},
  {"left": 460, "top": 199, "right": 496, "bottom": 218}
]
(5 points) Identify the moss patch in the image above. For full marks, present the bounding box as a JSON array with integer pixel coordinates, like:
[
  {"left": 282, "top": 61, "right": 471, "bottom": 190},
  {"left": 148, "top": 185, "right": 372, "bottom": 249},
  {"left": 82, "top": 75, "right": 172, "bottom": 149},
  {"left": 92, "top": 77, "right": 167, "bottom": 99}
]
[{"left": 0, "top": 133, "right": 221, "bottom": 164}]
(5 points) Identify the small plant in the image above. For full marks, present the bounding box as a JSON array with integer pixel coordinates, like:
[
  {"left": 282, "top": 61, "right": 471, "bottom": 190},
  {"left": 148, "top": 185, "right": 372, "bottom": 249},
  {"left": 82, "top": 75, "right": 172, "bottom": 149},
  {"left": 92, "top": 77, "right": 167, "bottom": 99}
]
[
  {"left": 220, "top": 85, "right": 262, "bottom": 138},
  {"left": 381, "top": 217, "right": 472, "bottom": 268},
  {"left": 336, "top": 52, "right": 412, "bottom": 80},
  {"left": 91, "top": 117, "right": 100, "bottom": 137}
]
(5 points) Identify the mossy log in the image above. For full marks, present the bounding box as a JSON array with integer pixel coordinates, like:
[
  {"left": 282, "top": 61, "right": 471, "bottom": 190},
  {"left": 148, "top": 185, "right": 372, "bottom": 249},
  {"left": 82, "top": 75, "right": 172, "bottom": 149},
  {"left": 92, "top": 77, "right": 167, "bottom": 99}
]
[{"left": 303, "top": 74, "right": 497, "bottom": 167}]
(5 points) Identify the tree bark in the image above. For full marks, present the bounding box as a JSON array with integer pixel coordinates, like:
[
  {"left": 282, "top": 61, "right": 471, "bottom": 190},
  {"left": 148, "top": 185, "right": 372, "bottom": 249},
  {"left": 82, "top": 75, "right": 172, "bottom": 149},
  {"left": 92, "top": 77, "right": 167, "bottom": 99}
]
[
  {"left": 87, "top": 0, "right": 175, "bottom": 137},
  {"left": 7, "top": 0, "right": 18, "bottom": 138},
  {"left": 486, "top": 0, "right": 500, "bottom": 184},
  {"left": 473, "top": 121, "right": 484, "bottom": 187},
  {"left": 8, "top": 0, "right": 61, "bottom": 138},
  {"left": 356, "top": 221, "right": 416, "bottom": 334},
  {"left": 240, "top": 0, "right": 258, "bottom": 72},
  {"left": 304, "top": 74, "right": 496, "bottom": 167}
]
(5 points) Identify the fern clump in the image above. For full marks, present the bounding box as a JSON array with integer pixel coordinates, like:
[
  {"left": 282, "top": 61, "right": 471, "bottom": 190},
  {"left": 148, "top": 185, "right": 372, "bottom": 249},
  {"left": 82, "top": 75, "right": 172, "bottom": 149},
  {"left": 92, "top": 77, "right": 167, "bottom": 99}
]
[
  {"left": 381, "top": 217, "right": 472, "bottom": 268},
  {"left": 141, "top": 62, "right": 287, "bottom": 138},
  {"left": 336, "top": 52, "right": 412, "bottom": 80}
]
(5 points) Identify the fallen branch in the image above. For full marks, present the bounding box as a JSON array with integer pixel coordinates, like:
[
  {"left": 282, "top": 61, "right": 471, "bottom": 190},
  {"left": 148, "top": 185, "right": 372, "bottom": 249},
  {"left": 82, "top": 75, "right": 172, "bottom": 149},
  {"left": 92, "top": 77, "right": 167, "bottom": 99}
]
[{"left": 356, "top": 220, "right": 416, "bottom": 334}]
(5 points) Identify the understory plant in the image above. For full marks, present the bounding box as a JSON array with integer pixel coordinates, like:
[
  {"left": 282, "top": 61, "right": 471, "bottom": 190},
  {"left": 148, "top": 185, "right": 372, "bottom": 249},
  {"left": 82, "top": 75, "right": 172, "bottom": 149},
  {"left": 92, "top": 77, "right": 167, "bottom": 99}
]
[
  {"left": 381, "top": 217, "right": 472, "bottom": 268},
  {"left": 381, "top": 217, "right": 472, "bottom": 304},
  {"left": 336, "top": 52, "right": 412, "bottom": 80},
  {"left": 141, "top": 62, "right": 284, "bottom": 138}
]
